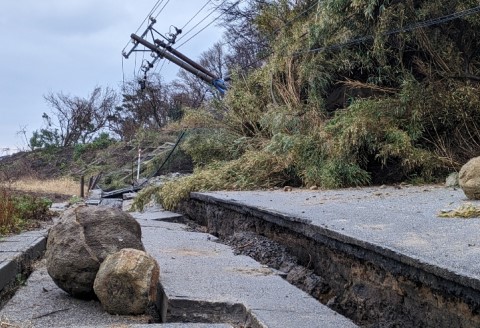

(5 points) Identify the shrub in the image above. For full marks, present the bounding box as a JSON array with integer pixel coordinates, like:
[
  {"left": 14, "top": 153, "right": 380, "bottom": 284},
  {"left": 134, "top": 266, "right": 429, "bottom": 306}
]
[
  {"left": 136, "top": 0, "right": 480, "bottom": 210},
  {"left": 0, "top": 188, "right": 52, "bottom": 235},
  {"left": 74, "top": 133, "right": 115, "bottom": 159}
]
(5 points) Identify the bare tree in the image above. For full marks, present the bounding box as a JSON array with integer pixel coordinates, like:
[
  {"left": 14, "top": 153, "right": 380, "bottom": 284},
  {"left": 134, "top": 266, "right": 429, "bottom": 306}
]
[
  {"left": 114, "top": 75, "right": 173, "bottom": 141},
  {"left": 41, "top": 87, "right": 117, "bottom": 147},
  {"left": 170, "top": 42, "right": 230, "bottom": 108}
]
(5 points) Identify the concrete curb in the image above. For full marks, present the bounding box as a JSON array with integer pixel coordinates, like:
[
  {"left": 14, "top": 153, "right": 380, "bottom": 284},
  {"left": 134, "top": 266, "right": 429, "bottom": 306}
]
[
  {"left": 189, "top": 187, "right": 480, "bottom": 292},
  {"left": 0, "top": 230, "right": 47, "bottom": 297},
  {"left": 180, "top": 187, "right": 480, "bottom": 327}
]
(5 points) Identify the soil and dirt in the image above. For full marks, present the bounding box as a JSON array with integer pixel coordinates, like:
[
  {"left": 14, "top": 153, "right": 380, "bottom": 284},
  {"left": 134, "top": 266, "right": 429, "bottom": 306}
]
[{"left": 223, "top": 231, "right": 332, "bottom": 303}]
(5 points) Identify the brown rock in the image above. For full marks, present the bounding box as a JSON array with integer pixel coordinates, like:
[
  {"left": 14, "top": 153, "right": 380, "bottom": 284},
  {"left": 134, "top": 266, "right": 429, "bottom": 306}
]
[
  {"left": 45, "top": 206, "right": 145, "bottom": 299},
  {"left": 459, "top": 157, "right": 480, "bottom": 199},
  {"left": 94, "top": 248, "right": 160, "bottom": 315}
]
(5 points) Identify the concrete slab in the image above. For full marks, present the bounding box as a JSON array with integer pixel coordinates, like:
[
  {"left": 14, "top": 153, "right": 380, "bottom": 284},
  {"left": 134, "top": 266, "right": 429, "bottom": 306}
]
[
  {"left": 135, "top": 210, "right": 184, "bottom": 222},
  {"left": 0, "top": 264, "right": 155, "bottom": 327},
  {"left": 0, "top": 235, "right": 44, "bottom": 252},
  {"left": 1, "top": 207, "right": 353, "bottom": 327},
  {"left": 0, "top": 260, "right": 19, "bottom": 292},
  {"left": 50, "top": 202, "right": 70, "bottom": 213},
  {"left": 191, "top": 185, "right": 480, "bottom": 291},
  {"left": 75, "top": 325, "right": 233, "bottom": 328},
  {"left": 0, "top": 230, "right": 46, "bottom": 293},
  {"left": 137, "top": 211, "right": 357, "bottom": 327}
]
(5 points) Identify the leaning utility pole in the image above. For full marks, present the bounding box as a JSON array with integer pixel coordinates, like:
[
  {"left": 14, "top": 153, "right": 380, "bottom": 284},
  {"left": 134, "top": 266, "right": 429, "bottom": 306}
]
[{"left": 123, "top": 17, "right": 227, "bottom": 94}]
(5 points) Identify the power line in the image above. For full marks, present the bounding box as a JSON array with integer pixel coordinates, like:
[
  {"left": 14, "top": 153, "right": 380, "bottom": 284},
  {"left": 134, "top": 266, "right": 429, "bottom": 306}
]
[
  {"left": 155, "top": 59, "right": 168, "bottom": 75},
  {"left": 237, "top": 3, "right": 480, "bottom": 72},
  {"left": 176, "top": 0, "right": 230, "bottom": 44},
  {"left": 152, "top": 0, "right": 214, "bottom": 76},
  {"left": 300, "top": 4, "right": 480, "bottom": 55},
  {"left": 177, "top": 0, "right": 241, "bottom": 49},
  {"left": 122, "top": 0, "right": 165, "bottom": 52},
  {"left": 122, "top": 55, "right": 126, "bottom": 87},
  {"left": 127, "top": 0, "right": 236, "bottom": 81},
  {"left": 223, "top": 0, "right": 320, "bottom": 72},
  {"left": 181, "top": 0, "right": 214, "bottom": 31},
  {"left": 138, "top": 0, "right": 164, "bottom": 32},
  {"left": 153, "top": 0, "right": 171, "bottom": 19}
]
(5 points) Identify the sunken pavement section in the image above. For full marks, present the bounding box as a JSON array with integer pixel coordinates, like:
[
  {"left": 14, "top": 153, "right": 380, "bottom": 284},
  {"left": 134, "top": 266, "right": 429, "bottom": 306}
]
[
  {"left": 0, "top": 202, "right": 355, "bottom": 327},
  {"left": 2, "top": 184, "right": 480, "bottom": 326}
]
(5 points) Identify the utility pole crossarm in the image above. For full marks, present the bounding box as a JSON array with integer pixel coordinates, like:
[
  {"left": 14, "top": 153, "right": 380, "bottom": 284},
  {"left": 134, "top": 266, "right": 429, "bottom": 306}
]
[
  {"left": 124, "top": 15, "right": 228, "bottom": 95},
  {"left": 130, "top": 34, "right": 215, "bottom": 86}
]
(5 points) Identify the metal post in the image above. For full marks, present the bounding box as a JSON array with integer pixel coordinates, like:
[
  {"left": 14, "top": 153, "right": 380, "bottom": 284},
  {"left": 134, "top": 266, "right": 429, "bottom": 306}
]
[
  {"left": 137, "top": 148, "right": 142, "bottom": 181},
  {"left": 80, "top": 175, "right": 85, "bottom": 198},
  {"left": 88, "top": 176, "right": 93, "bottom": 193}
]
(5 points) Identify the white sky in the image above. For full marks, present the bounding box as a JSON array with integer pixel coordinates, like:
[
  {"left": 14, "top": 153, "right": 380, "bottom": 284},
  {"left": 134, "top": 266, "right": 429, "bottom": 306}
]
[{"left": 0, "top": 0, "right": 224, "bottom": 151}]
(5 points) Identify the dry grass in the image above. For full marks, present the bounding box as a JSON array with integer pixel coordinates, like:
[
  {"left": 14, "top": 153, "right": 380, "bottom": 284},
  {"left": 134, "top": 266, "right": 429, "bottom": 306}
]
[
  {"left": 1, "top": 177, "right": 79, "bottom": 197},
  {"left": 439, "top": 203, "right": 480, "bottom": 219}
]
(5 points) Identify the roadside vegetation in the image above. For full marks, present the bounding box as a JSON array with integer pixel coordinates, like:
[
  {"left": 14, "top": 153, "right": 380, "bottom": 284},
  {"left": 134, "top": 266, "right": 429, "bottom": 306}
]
[
  {"left": 0, "top": 188, "right": 52, "bottom": 235},
  {"left": 6, "top": 177, "right": 78, "bottom": 197},
  {"left": 136, "top": 0, "right": 480, "bottom": 210},
  {"left": 3, "top": 0, "right": 479, "bottom": 212}
]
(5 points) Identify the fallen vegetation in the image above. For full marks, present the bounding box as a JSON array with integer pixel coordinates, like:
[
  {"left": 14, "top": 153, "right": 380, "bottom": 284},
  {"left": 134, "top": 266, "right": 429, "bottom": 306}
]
[
  {"left": 134, "top": 0, "right": 480, "bottom": 210},
  {"left": 439, "top": 203, "right": 480, "bottom": 219},
  {"left": 2, "top": 1, "right": 479, "bottom": 213}
]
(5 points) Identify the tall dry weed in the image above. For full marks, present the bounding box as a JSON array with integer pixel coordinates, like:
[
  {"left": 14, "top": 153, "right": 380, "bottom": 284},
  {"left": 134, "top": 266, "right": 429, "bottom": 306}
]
[{"left": 4, "top": 177, "right": 78, "bottom": 197}]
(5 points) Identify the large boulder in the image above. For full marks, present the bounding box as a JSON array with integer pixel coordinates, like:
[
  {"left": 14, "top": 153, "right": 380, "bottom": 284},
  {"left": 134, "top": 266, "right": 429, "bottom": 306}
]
[
  {"left": 45, "top": 205, "right": 145, "bottom": 299},
  {"left": 94, "top": 248, "right": 160, "bottom": 315},
  {"left": 459, "top": 157, "right": 480, "bottom": 200}
]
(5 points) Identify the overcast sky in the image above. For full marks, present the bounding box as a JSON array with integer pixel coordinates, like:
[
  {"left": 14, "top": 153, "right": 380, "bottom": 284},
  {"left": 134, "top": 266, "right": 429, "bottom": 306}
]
[{"left": 0, "top": 0, "right": 224, "bottom": 152}]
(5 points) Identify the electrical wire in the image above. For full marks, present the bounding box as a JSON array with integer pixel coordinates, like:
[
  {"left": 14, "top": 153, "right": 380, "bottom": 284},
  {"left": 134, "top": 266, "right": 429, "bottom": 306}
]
[
  {"left": 154, "top": 0, "right": 172, "bottom": 19},
  {"left": 236, "top": 3, "right": 480, "bottom": 72},
  {"left": 122, "top": 0, "right": 165, "bottom": 52},
  {"left": 298, "top": 4, "right": 480, "bottom": 55},
  {"left": 134, "top": 51, "right": 139, "bottom": 78},
  {"left": 175, "top": 0, "right": 230, "bottom": 44},
  {"left": 126, "top": 0, "right": 235, "bottom": 79},
  {"left": 176, "top": 0, "right": 241, "bottom": 49},
  {"left": 181, "top": 0, "right": 214, "bottom": 31},
  {"left": 140, "top": 0, "right": 208, "bottom": 78},
  {"left": 221, "top": 0, "right": 320, "bottom": 73},
  {"left": 155, "top": 58, "right": 168, "bottom": 75},
  {"left": 122, "top": 55, "right": 126, "bottom": 87},
  {"left": 138, "top": 0, "right": 164, "bottom": 32}
]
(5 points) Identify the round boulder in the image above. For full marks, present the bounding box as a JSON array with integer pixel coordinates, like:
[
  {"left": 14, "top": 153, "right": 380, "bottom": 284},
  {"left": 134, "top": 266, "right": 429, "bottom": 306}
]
[
  {"left": 459, "top": 157, "right": 480, "bottom": 200},
  {"left": 45, "top": 205, "right": 145, "bottom": 299},
  {"left": 94, "top": 248, "right": 160, "bottom": 315}
]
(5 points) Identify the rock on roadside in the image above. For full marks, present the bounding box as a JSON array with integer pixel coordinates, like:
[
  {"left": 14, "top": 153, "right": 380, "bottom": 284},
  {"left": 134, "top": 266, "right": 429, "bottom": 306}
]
[
  {"left": 94, "top": 248, "right": 160, "bottom": 315},
  {"left": 459, "top": 157, "right": 480, "bottom": 200},
  {"left": 45, "top": 205, "right": 145, "bottom": 299}
]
